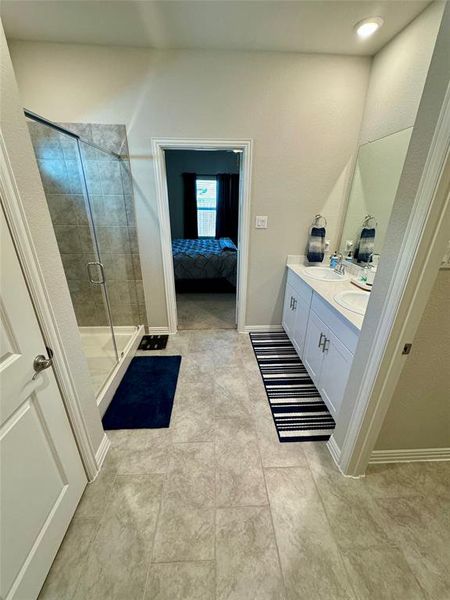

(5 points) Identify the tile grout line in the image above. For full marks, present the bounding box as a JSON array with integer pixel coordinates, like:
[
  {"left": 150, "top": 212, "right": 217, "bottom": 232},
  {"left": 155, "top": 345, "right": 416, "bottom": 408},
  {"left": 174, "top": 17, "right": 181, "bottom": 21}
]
[
  {"left": 302, "top": 455, "right": 433, "bottom": 598},
  {"left": 213, "top": 383, "right": 218, "bottom": 600},
  {"left": 260, "top": 466, "right": 290, "bottom": 600},
  {"left": 141, "top": 427, "right": 173, "bottom": 599},
  {"left": 241, "top": 340, "right": 289, "bottom": 600},
  {"left": 143, "top": 360, "right": 217, "bottom": 595},
  {"left": 302, "top": 450, "right": 362, "bottom": 600},
  {"left": 150, "top": 553, "right": 217, "bottom": 567},
  {"left": 67, "top": 457, "right": 121, "bottom": 600}
]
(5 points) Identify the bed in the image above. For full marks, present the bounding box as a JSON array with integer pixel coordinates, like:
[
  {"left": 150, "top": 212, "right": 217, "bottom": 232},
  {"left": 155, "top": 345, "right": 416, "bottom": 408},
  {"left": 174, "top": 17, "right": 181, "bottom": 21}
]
[{"left": 172, "top": 238, "right": 237, "bottom": 288}]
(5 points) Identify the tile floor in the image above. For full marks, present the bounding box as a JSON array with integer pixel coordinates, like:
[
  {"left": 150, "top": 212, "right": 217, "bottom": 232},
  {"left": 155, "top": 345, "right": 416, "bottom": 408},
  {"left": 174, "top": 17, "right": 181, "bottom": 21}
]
[
  {"left": 176, "top": 293, "right": 236, "bottom": 329},
  {"left": 39, "top": 330, "right": 450, "bottom": 600}
]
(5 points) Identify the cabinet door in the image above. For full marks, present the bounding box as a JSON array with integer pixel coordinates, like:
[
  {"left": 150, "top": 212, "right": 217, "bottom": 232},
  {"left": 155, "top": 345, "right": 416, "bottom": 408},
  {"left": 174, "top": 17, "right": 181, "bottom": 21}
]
[
  {"left": 319, "top": 330, "right": 353, "bottom": 418},
  {"left": 303, "top": 310, "right": 327, "bottom": 381},
  {"left": 282, "top": 283, "right": 296, "bottom": 338},
  {"left": 292, "top": 294, "right": 310, "bottom": 359}
]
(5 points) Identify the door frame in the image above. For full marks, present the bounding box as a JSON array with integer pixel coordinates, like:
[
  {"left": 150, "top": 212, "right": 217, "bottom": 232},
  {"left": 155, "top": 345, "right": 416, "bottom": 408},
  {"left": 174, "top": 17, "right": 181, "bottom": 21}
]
[
  {"left": 0, "top": 133, "right": 99, "bottom": 480},
  {"left": 328, "top": 84, "right": 450, "bottom": 476},
  {"left": 152, "top": 138, "right": 253, "bottom": 334}
]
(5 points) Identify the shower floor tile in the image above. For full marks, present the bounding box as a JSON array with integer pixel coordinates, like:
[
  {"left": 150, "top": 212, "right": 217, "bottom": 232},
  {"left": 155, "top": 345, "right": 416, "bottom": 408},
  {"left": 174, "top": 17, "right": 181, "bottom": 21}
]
[{"left": 79, "top": 326, "right": 135, "bottom": 395}]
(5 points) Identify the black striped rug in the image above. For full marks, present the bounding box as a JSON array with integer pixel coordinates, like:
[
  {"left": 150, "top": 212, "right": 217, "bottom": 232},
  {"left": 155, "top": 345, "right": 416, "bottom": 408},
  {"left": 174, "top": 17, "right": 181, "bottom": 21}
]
[{"left": 249, "top": 331, "right": 335, "bottom": 442}]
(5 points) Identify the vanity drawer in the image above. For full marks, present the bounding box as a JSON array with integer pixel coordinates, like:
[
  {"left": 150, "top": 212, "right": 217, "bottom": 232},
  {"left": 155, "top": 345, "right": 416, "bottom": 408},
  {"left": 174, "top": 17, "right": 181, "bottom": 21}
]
[
  {"left": 311, "top": 293, "right": 359, "bottom": 354},
  {"left": 287, "top": 269, "right": 313, "bottom": 306}
]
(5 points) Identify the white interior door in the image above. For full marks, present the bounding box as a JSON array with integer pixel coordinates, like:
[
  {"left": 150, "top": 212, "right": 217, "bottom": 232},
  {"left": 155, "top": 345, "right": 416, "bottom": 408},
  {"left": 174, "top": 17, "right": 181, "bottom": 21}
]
[{"left": 0, "top": 206, "right": 87, "bottom": 600}]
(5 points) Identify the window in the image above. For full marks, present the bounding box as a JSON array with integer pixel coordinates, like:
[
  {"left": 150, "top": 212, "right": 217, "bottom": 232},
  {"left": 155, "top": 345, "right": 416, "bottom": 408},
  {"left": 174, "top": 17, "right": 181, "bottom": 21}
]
[{"left": 196, "top": 178, "right": 217, "bottom": 237}]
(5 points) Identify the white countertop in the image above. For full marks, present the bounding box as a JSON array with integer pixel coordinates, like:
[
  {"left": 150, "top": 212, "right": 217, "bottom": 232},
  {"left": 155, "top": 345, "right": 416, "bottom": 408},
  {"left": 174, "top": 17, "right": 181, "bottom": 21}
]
[{"left": 286, "top": 262, "right": 366, "bottom": 331}]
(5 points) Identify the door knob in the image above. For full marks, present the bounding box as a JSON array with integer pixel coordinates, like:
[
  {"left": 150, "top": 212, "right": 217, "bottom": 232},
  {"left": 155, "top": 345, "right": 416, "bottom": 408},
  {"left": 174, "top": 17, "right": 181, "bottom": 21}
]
[{"left": 32, "top": 354, "right": 53, "bottom": 380}]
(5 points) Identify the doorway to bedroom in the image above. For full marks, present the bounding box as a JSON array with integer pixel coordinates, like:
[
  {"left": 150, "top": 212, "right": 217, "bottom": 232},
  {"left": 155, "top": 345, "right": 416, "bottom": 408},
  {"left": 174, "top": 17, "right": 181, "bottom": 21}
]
[{"left": 164, "top": 149, "right": 240, "bottom": 329}]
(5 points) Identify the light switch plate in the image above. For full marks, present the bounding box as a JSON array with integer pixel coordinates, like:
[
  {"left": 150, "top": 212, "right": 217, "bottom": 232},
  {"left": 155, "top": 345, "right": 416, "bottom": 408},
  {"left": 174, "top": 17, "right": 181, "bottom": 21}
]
[
  {"left": 255, "top": 216, "right": 268, "bottom": 229},
  {"left": 441, "top": 239, "right": 450, "bottom": 269}
]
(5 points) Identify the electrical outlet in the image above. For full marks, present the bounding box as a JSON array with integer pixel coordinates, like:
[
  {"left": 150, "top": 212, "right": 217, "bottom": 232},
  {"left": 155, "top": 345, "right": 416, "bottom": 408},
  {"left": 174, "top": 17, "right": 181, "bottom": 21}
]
[{"left": 255, "top": 216, "right": 268, "bottom": 229}]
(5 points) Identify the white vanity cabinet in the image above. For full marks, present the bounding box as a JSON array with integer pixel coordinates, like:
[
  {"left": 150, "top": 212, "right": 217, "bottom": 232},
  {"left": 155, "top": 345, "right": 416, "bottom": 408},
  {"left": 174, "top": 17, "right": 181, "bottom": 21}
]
[
  {"left": 282, "top": 270, "right": 313, "bottom": 358},
  {"left": 317, "top": 329, "right": 353, "bottom": 418},
  {"left": 282, "top": 282, "right": 297, "bottom": 338},
  {"left": 303, "top": 310, "right": 354, "bottom": 418},
  {"left": 302, "top": 309, "right": 327, "bottom": 380},
  {"left": 282, "top": 268, "right": 360, "bottom": 419}
]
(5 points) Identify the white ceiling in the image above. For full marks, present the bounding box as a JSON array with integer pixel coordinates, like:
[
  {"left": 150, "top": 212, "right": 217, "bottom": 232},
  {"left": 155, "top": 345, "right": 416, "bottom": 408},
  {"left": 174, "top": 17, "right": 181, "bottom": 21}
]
[{"left": 1, "top": 0, "right": 431, "bottom": 57}]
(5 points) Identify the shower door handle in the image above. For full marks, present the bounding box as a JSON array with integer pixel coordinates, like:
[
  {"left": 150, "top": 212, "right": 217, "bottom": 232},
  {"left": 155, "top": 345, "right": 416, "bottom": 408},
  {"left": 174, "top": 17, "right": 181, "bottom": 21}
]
[{"left": 86, "top": 261, "right": 105, "bottom": 285}]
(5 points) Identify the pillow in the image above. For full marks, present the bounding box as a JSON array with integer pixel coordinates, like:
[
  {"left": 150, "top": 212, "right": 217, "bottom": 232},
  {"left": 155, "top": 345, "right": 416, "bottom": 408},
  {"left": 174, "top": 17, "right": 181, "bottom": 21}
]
[{"left": 219, "top": 238, "right": 237, "bottom": 252}]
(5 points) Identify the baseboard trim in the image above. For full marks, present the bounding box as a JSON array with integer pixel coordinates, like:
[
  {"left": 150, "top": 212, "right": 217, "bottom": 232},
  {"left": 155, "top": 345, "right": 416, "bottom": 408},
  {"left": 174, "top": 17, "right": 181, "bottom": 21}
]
[
  {"left": 326, "top": 435, "right": 365, "bottom": 478},
  {"left": 92, "top": 433, "right": 111, "bottom": 481},
  {"left": 327, "top": 434, "right": 341, "bottom": 465},
  {"left": 370, "top": 447, "right": 450, "bottom": 464},
  {"left": 146, "top": 326, "right": 171, "bottom": 334},
  {"left": 241, "top": 325, "right": 284, "bottom": 333}
]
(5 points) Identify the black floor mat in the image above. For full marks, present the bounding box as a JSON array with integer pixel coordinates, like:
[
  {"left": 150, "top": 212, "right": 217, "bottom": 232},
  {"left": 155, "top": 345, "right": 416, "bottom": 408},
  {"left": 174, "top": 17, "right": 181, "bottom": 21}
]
[
  {"left": 138, "top": 335, "right": 168, "bottom": 351},
  {"left": 250, "top": 331, "right": 335, "bottom": 442}
]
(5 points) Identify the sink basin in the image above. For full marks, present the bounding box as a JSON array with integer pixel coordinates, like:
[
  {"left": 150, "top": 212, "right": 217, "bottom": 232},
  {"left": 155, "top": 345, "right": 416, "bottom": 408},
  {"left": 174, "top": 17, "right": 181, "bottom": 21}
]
[
  {"left": 303, "top": 267, "right": 348, "bottom": 282},
  {"left": 334, "top": 290, "right": 369, "bottom": 315}
]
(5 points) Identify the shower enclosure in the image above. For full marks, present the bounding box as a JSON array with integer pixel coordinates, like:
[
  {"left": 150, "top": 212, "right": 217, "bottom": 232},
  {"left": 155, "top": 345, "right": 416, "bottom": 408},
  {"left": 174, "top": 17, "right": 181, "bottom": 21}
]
[{"left": 26, "top": 111, "right": 145, "bottom": 413}]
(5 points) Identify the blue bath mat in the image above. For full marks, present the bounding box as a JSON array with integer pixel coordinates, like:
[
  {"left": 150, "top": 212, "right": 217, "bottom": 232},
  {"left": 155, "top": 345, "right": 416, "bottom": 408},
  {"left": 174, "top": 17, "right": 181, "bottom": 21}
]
[{"left": 102, "top": 356, "right": 182, "bottom": 429}]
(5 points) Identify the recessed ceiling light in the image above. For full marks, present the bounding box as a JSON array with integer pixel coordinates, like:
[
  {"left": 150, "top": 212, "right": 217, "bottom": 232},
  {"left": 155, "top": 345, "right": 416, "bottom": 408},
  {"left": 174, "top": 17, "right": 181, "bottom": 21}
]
[
  {"left": 232, "top": 149, "right": 243, "bottom": 153},
  {"left": 354, "top": 17, "right": 384, "bottom": 39}
]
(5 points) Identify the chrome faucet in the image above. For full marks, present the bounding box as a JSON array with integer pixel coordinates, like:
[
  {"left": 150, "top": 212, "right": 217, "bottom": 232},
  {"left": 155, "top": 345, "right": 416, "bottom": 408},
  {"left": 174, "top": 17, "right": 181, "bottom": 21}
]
[{"left": 334, "top": 254, "right": 346, "bottom": 276}]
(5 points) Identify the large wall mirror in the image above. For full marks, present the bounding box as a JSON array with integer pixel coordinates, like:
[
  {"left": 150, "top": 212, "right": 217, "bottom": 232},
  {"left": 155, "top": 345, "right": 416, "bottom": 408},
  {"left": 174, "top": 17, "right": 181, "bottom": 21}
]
[{"left": 339, "top": 127, "right": 413, "bottom": 262}]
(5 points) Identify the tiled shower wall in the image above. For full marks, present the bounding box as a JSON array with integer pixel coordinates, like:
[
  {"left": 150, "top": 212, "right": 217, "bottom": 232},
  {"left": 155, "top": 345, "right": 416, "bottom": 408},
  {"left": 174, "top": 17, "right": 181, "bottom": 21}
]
[{"left": 28, "top": 122, "right": 146, "bottom": 326}]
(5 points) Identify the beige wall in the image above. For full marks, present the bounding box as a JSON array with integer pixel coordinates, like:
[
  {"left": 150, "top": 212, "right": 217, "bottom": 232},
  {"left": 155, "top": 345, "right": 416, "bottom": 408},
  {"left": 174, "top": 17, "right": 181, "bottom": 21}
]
[
  {"left": 334, "top": 4, "right": 449, "bottom": 454},
  {"left": 0, "top": 25, "right": 105, "bottom": 455},
  {"left": 8, "top": 41, "right": 370, "bottom": 327},
  {"left": 364, "top": 1, "right": 450, "bottom": 453},
  {"left": 375, "top": 270, "right": 450, "bottom": 450},
  {"left": 337, "top": 1, "right": 444, "bottom": 252},
  {"left": 359, "top": 1, "right": 445, "bottom": 145}
]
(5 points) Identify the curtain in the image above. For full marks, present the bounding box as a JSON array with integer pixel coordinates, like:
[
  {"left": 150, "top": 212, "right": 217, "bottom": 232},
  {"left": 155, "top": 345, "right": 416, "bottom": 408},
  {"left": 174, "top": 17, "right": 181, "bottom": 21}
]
[
  {"left": 216, "top": 173, "right": 239, "bottom": 243},
  {"left": 183, "top": 172, "right": 198, "bottom": 238}
]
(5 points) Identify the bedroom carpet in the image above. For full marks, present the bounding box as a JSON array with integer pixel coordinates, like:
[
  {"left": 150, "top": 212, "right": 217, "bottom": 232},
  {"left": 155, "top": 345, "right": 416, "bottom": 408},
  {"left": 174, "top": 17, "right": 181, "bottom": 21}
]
[{"left": 176, "top": 293, "right": 236, "bottom": 329}]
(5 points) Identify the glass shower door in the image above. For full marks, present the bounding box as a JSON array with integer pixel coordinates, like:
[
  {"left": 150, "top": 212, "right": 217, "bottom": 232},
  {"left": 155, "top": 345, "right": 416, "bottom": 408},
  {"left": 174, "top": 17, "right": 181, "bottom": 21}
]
[
  {"left": 26, "top": 119, "right": 119, "bottom": 396},
  {"left": 77, "top": 135, "right": 141, "bottom": 357}
]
